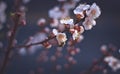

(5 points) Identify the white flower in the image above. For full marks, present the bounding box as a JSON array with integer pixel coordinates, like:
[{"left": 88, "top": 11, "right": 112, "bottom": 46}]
[
  {"left": 86, "top": 3, "right": 101, "bottom": 19},
  {"left": 82, "top": 17, "right": 96, "bottom": 30},
  {"left": 60, "top": 17, "right": 74, "bottom": 25},
  {"left": 70, "top": 26, "right": 84, "bottom": 40},
  {"left": 52, "top": 29, "right": 58, "bottom": 35},
  {"left": 74, "top": 25, "right": 84, "bottom": 33},
  {"left": 73, "top": 4, "right": 90, "bottom": 18},
  {"left": 72, "top": 30, "right": 80, "bottom": 40},
  {"left": 104, "top": 56, "right": 120, "bottom": 71},
  {"left": 52, "top": 29, "right": 67, "bottom": 46},
  {"left": 48, "top": 6, "right": 62, "bottom": 19},
  {"left": 56, "top": 33, "right": 67, "bottom": 46}
]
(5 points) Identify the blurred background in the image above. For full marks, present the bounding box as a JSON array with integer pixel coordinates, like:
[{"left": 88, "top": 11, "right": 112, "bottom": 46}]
[{"left": 0, "top": 0, "right": 120, "bottom": 74}]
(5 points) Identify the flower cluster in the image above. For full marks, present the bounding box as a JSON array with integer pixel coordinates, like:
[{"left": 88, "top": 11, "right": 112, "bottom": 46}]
[
  {"left": 1, "top": 0, "right": 120, "bottom": 74},
  {"left": 48, "top": 0, "right": 80, "bottom": 28},
  {"left": 104, "top": 56, "right": 120, "bottom": 71},
  {"left": 74, "top": 3, "right": 101, "bottom": 30},
  {"left": 48, "top": 2, "right": 101, "bottom": 47},
  {"left": 18, "top": 0, "right": 101, "bottom": 55}
]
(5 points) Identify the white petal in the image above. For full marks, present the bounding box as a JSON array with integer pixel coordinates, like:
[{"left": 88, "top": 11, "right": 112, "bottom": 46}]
[{"left": 52, "top": 29, "right": 58, "bottom": 35}]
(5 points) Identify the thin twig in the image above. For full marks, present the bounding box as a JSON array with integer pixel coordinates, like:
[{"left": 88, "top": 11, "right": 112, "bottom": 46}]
[{"left": 15, "top": 35, "right": 56, "bottom": 48}]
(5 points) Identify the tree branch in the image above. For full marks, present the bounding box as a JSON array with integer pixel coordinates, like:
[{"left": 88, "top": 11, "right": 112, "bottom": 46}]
[{"left": 0, "top": 13, "right": 21, "bottom": 74}]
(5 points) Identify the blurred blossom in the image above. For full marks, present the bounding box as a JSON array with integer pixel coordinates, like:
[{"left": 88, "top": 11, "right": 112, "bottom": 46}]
[
  {"left": 57, "top": 0, "right": 66, "bottom": 2},
  {"left": 60, "top": 9, "right": 69, "bottom": 18},
  {"left": 86, "top": 3, "right": 101, "bottom": 19},
  {"left": 0, "top": 1, "right": 7, "bottom": 30},
  {"left": 56, "top": 47, "right": 63, "bottom": 52},
  {"left": 119, "top": 49, "right": 120, "bottom": 53},
  {"left": 103, "top": 69, "right": 108, "bottom": 74},
  {"left": 23, "top": 0, "right": 31, "bottom": 4},
  {"left": 19, "top": 32, "right": 47, "bottom": 54},
  {"left": 67, "top": 47, "right": 80, "bottom": 56},
  {"left": 0, "top": 13, "right": 6, "bottom": 23},
  {"left": 67, "top": 56, "right": 74, "bottom": 62},
  {"left": 37, "top": 51, "right": 49, "bottom": 62},
  {"left": 55, "top": 51, "right": 63, "bottom": 57},
  {"left": 27, "top": 32, "right": 47, "bottom": 45},
  {"left": 0, "top": 1, "right": 7, "bottom": 13},
  {"left": 0, "top": 42, "right": 3, "bottom": 48},
  {"left": 7, "top": 30, "right": 12, "bottom": 37},
  {"left": 49, "top": 6, "right": 62, "bottom": 19},
  {"left": 62, "top": 2, "right": 76, "bottom": 10},
  {"left": 19, "top": 5, "right": 27, "bottom": 26},
  {"left": 56, "top": 64, "right": 62, "bottom": 71},
  {"left": 101, "top": 45, "right": 108, "bottom": 54},
  {"left": 104, "top": 56, "right": 120, "bottom": 71},
  {"left": 73, "top": 0, "right": 80, "bottom": 2},
  {"left": 44, "top": 27, "right": 50, "bottom": 33},
  {"left": 37, "top": 67, "right": 44, "bottom": 74},
  {"left": 76, "top": 48, "right": 80, "bottom": 53},
  {"left": 82, "top": 17, "right": 96, "bottom": 30},
  {"left": 101, "top": 45, "right": 107, "bottom": 51},
  {"left": 70, "top": 49, "right": 76, "bottom": 56},
  {"left": 71, "top": 59, "right": 77, "bottom": 65},
  {"left": 64, "top": 63, "right": 69, "bottom": 69},
  {"left": 62, "top": 0, "right": 80, "bottom": 10},
  {"left": 58, "top": 23, "right": 65, "bottom": 31},
  {"left": 19, "top": 6, "right": 26, "bottom": 12},
  {"left": 50, "top": 55, "right": 56, "bottom": 62},
  {"left": 37, "top": 18, "right": 46, "bottom": 26},
  {"left": 18, "top": 48, "right": 26, "bottom": 55},
  {"left": 50, "top": 19, "right": 59, "bottom": 27}
]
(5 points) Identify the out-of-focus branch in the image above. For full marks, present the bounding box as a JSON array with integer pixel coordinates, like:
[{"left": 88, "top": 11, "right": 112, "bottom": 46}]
[
  {"left": 0, "top": 13, "right": 21, "bottom": 74},
  {"left": 0, "top": 0, "right": 21, "bottom": 73},
  {"left": 83, "top": 45, "right": 116, "bottom": 74}
]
